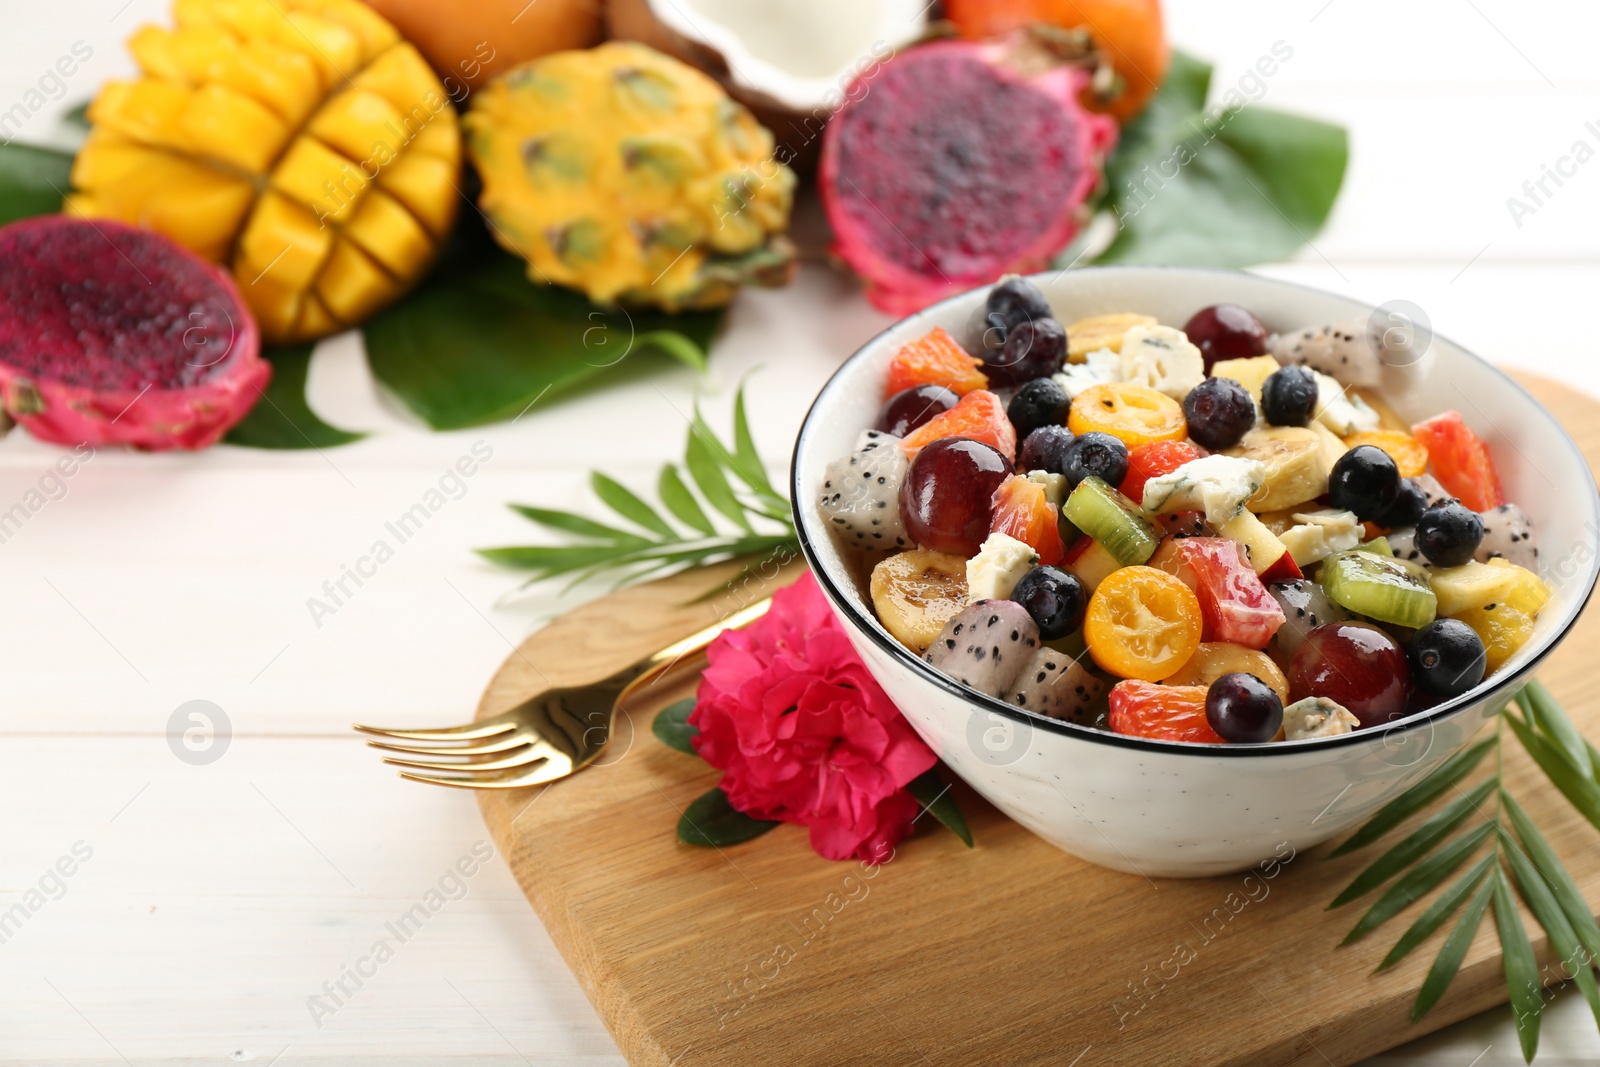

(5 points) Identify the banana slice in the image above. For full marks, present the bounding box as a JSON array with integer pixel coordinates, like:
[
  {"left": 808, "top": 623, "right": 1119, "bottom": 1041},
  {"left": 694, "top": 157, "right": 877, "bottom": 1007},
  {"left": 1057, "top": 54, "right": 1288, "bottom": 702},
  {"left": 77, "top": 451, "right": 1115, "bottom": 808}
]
[
  {"left": 870, "top": 548, "right": 969, "bottom": 654},
  {"left": 1065, "top": 312, "right": 1157, "bottom": 362},
  {"left": 1224, "top": 426, "right": 1329, "bottom": 511}
]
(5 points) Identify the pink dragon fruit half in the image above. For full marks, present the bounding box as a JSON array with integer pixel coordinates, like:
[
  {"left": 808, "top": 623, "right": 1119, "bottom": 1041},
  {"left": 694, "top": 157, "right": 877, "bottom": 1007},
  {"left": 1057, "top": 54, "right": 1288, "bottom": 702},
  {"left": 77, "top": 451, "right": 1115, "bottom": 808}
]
[
  {"left": 0, "top": 215, "right": 269, "bottom": 450},
  {"left": 820, "top": 32, "right": 1119, "bottom": 316}
]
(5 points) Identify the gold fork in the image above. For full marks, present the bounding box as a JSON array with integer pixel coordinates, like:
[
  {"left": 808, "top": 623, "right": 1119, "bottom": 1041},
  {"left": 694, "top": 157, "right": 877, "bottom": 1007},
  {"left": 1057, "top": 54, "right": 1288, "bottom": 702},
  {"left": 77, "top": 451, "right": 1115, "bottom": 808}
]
[{"left": 354, "top": 597, "right": 772, "bottom": 789}]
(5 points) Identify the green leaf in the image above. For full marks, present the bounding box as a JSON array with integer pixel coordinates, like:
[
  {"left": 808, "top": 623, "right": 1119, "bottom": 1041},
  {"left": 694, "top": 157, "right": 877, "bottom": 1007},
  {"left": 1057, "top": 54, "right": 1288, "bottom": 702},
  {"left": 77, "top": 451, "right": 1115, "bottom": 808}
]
[
  {"left": 62, "top": 102, "right": 90, "bottom": 129},
  {"left": 1492, "top": 868, "right": 1544, "bottom": 1062},
  {"left": 677, "top": 787, "right": 779, "bottom": 847},
  {"left": 1520, "top": 680, "right": 1594, "bottom": 777},
  {"left": 658, "top": 464, "right": 716, "bottom": 535},
  {"left": 907, "top": 769, "right": 973, "bottom": 847},
  {"left": 362, "top": 251, "right": 721, "bottom": 430},
  {"left": 1377, "top": 853, "right": 1496, "bottom": 972},
  {"left": 651, "top": 698, "right": 699, "bottom": 755},
  {"left": 731, "top": 384, "right": 776, "bottom": 498},
  {"left": 0, "top": 143, "right": 72, "bottom": 226},
  {"left": 225, "top": 343, "right": 366, "bottom": 449},
  {"left": 1330, "top": 738, "right": 1495, "bottom": 857},
  {"left": 1344, "top": 821, "right": 1495, "bottom": 943},
  {"left": 685, "top": 425, "right": 752, "bottom": 532},
  {"left": 590, "top": 473, "right": 676, "bottom": 539},
  {"left": 1505, "top": 712, "right": 1600, "bottom": 832},
  {"left": 477, "top": 543, "right": 635, "bottom": 574},
  {"left": 1413, "top": 875, "right": 1494, "bottom": 1022},
  {"left": 1501, "top": 791, "right": 1600, "bottom": 963},
  {"left": 1096, "top": 51, "right": 1348, "bottom": 268},
  {"left": 1331, "top": 779, "right": 1495, "bottom": 908},
  {"left": 1501, "top": 826, "right": 1600, "bottom": 1033},
  {"left": 632, "top": 329, "right": 708, "bottom": 372},
  {"left": 508, "top": 504, "right": 650, "bottom": 544}
]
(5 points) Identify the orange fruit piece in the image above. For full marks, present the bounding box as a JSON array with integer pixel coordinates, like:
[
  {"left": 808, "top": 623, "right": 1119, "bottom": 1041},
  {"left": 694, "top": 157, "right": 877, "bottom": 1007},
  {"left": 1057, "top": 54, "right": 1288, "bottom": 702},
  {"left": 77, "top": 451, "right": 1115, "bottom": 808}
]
[
  {"left": 1162, "top": 642, "right": 1289, "bottom": 703},
  {"left": 885, "top": 326, "right": 988, "bottom": 398},
  {"left": 1412, "top": 411, "right": 1505, "bottom": 512},
  {"left": 1108, "top": 681, "right": 1223, "bottom": 743},
  {"left": 991, "top": 475, "right": 1066, "bottom": 565},
  {"left": 1068, "top": 382, "right": 1187, "bottom": 448},
  {"left": 1343, "top": 430, "right": 1429, "bottom": 478},
  {"left": 1084, "top": 565, "right": 1202, "bottom": 680},
  {"left": 945, "top": 0, "right": 1170, "bottom": 122},
  {"left": 900, "top": 389, "right": 1017, "bottom": 463}
]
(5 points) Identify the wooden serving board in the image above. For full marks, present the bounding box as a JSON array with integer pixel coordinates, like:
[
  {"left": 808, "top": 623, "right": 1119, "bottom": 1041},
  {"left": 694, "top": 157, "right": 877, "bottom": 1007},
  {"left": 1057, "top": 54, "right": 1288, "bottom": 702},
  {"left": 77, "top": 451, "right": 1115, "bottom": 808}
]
[{"left": 477, "top": 372, "right": 1600, "bottom": 1067}]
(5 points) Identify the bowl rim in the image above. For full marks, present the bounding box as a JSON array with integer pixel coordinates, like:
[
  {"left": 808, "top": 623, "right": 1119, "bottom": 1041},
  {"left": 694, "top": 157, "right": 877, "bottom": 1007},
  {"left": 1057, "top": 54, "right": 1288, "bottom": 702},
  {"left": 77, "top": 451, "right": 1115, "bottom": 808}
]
[{"left": 791, "top": 264, "right": 1600, "bottom": 758}]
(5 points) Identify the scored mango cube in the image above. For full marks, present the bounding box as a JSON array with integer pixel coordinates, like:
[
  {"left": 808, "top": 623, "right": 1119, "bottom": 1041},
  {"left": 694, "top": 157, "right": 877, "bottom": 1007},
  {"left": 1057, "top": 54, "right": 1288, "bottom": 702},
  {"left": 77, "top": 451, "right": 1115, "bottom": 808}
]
[
  {"left": 236, "top": 191, "right": 333, "bottom": 290},
  {"left": 344, "top": 189, "right": 433, "bottom": 278},
  {"left": 315, "top": 239, "right": 398, "bottom": 323},
  {"left": 308, "top": 88, "right": 406, "bottom": 165},
  {"left": 73, "top": 0, "right": 459, "bottom": 342},
  {"left": 180, "top": 84, "right": 289, "bottom": 174},
  {"left": 270, "top": 135, "right": 370, "bottom": 224}
]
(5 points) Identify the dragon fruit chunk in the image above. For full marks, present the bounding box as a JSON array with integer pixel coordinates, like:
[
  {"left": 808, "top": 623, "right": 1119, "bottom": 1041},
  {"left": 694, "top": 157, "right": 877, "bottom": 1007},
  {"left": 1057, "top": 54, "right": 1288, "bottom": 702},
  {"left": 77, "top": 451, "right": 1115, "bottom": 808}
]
[
  {"left": 0, "top": 215, "right": 268, "bottom": 451},
  {"left": 817, "top": 429, "right": 911, "bottom": 550},
  {"left": 819, "top": 31, "right": 1118, "bottom": 316}
]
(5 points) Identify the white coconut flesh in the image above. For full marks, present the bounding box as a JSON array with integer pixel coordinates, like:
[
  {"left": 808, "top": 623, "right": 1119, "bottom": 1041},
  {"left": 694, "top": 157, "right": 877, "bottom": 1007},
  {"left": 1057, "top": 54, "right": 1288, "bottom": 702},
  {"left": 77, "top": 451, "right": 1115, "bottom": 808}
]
[{"left": 644, "top": 0, "right": 929, "bottom": 113}]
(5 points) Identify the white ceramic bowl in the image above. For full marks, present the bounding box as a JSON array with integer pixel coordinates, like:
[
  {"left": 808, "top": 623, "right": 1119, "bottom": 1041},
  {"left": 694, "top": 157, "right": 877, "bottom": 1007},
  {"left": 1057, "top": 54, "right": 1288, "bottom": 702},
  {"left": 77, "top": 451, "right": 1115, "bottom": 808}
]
[{"left": 792, "top": 267, "right": 1600, "bottom": 878}]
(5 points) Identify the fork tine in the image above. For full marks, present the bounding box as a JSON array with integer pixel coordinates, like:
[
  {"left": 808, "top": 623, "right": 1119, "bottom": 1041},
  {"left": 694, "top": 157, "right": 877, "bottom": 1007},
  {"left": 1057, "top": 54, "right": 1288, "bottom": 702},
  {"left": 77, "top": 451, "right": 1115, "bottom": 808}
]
[
  {"left": 363, "top": 733, "right": 529, "bottom": 757},
  {"left": 396, "top": 758, "right": 574, "bottom": 790},
  {"left": 380, "top": 746, "right": 552, "bottom": 773},
  {"left": 352, "top": 716, "right": 517, "bottom": 742}
]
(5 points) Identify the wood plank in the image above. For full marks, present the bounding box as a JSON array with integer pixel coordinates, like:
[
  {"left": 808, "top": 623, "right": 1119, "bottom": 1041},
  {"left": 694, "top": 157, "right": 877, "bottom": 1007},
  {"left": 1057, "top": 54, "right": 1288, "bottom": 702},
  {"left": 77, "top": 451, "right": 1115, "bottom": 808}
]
[{"left": 478, "top": 371, "right": 1600, "bottom": 1067}]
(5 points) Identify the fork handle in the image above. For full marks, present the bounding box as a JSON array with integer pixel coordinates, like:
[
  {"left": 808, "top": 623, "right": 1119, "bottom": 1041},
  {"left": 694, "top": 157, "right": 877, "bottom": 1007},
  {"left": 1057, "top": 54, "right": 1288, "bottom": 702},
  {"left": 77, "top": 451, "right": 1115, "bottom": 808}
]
[{"left": 615, "top": 595, "right": 773, "bottom": 707}]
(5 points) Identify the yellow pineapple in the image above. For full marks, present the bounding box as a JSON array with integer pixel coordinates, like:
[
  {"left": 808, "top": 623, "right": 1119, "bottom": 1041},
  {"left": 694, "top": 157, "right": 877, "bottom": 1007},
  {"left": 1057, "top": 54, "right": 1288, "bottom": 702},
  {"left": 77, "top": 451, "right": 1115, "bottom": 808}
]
[
  {"left": 465, "top": 42, "right": 796, "bottom": 310},
  {"left": 66, "top": 0, "right": 460, "bottom": 343}
]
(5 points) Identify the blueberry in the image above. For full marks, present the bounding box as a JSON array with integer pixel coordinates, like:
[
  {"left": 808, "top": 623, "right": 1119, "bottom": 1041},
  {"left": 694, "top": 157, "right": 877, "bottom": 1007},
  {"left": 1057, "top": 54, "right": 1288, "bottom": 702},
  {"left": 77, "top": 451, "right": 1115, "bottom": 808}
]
[
  {"left": 1019, "top": 425, "right": 1075, "bottom": 476},
  {"left": 1415, "top": 502, "right": 1484, "bottom": 567},
  {"left": 1381, "top": 477, "right": 1428, "bottom": 529},
  {"left": 985, "top": 275, "right": 1052, "bottom": 339},
  {"left": 1060, "top": 431, "right": 1129, "bottom": 490},
  {"left": 1409, "top": 619, "right": 1487, "bottom": 698},
  {"left": 1007, "top": 378, "right": 1069, "bottom": 441},
  {"left": 1205, "top": 672, "right": 1284, "bottom": 743},
  {"left": 985, "top": 317, "right": 1066, "bottom": 388},
  {"left": 1010, "top": 565, "right": 1086, "bottom": 641},
  {"left": 1328, "top": 445, "right": 1401, "bottom": 522},
  {"left": 1260, "top": 365, "right": 1318, "bottom": 427},
  {"left": 1183, "top": 376, "right": 1256, "bottom": 450}
]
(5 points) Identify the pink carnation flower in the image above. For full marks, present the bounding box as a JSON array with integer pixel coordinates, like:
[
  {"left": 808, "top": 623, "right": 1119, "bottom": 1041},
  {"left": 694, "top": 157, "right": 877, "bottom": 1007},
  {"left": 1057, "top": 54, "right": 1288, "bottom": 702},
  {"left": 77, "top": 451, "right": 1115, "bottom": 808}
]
[{"left": 691, "top": 572, "right": 936, "bottom": 863}]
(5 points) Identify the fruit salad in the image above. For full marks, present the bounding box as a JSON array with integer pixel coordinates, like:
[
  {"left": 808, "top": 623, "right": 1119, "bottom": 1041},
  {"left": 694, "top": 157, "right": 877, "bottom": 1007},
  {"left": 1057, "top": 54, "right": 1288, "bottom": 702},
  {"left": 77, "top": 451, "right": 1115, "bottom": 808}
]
[{"left": 817, "top": 276, "right": 1550, "bottom": 745}]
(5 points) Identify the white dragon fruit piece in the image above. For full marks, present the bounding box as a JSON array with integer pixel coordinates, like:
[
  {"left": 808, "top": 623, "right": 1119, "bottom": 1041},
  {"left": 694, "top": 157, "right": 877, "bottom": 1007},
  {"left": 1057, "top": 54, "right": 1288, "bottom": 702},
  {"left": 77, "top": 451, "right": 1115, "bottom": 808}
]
[
  {"left": 1002, "top": 647, "right": 1106, "bottom": 724},
  {"left": 1476, "top": 503, "right": 1538, "bottom": 570},
  {"left": 817, "top": 429, "right": 911, "bottom": 550},
  {"left": 924, "top": 600, "right": 1040, "bottom": 697},
  {"left": 1268, "top": 318, "right": 1384, "bottom": 390}
]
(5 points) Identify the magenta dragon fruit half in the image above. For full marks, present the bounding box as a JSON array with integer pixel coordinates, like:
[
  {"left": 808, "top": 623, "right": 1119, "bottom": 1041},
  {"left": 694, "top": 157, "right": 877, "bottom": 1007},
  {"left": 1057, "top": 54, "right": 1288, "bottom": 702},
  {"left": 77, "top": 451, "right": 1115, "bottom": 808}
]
[
  {"left": 0, "top": 215, "right": 269, "bottom": 450},
  {"left": 820, "top": 31, "right": 1119, "bottom": 316}
]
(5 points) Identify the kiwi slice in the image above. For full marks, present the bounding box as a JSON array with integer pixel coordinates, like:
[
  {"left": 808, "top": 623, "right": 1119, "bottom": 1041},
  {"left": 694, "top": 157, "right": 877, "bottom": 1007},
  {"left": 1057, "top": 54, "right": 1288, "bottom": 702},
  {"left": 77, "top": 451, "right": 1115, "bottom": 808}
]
[
  {"left": 1320, "top": 550, "right": 1437, "bottom": 629},
  {"left": 1063, "top": 477, "right": 1158, "bottom": 566},
  {"left": 1355, "top": 536, "right": 1393, "bottom": 557}
]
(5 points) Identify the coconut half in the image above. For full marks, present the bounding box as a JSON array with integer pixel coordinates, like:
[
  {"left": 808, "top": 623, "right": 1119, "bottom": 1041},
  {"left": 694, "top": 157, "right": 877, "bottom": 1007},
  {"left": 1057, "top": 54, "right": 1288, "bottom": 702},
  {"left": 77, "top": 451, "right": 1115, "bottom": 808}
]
[{"left": 606, "top": 0, "right": 929, "bottom": 172}]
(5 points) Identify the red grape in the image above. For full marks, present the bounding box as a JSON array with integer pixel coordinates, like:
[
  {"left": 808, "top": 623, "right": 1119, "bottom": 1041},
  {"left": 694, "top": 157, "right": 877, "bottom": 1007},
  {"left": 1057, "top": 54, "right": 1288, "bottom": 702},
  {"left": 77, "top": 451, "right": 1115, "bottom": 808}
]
[
  {"left": 1183, "top": 305, "right": 1269, "bottom": 371},
  {"left": 877, "top": 384, "right": 959, "bottom": 438},
  {"left": 1290, "top": 622, "right": 1412, "bottom": 728},
  {"left": 899, "top": 437, "right": 1010, "bottom": 556}
]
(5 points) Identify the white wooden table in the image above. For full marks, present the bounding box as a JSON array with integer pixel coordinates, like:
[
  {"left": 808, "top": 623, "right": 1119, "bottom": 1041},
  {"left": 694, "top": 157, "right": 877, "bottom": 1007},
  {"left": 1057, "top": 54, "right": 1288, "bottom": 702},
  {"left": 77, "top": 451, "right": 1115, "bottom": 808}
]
[{"left": 3, "top": 0, "right": 1599, "bottom": 1063}]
